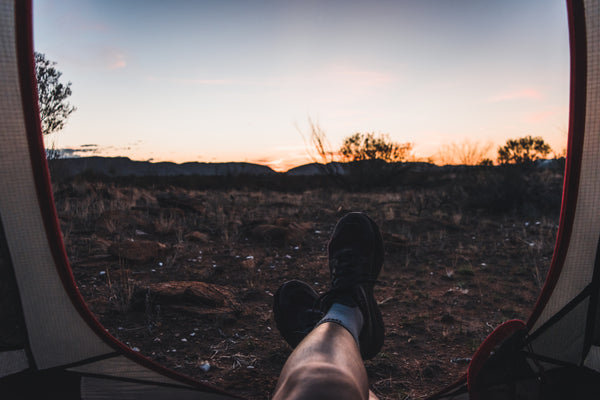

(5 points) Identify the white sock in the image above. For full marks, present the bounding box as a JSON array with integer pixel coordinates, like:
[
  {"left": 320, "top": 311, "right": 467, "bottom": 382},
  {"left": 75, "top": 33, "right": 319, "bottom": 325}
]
[{"left": 316, "top": 303, "right": 364, "bottom": 346}]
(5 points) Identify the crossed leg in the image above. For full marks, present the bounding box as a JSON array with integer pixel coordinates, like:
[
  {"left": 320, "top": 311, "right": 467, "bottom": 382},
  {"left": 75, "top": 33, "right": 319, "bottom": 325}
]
[
  {"left": 273, "top": 322, "right": 379, "bottom": 400},
  {"left": 272, "top": 212, "right": 384, "bottom": 400}
]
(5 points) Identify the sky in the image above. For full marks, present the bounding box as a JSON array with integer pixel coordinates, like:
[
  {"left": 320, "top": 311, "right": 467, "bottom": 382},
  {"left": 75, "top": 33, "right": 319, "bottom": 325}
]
[{"left": 33, "top": 0, "right": 570, "bottom": 172}]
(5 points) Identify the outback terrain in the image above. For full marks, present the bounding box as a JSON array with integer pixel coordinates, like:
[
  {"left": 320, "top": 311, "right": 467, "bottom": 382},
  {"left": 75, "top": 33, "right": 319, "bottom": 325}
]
[{"left": 52, "top": 164, "right": 564, "bottom": 399}]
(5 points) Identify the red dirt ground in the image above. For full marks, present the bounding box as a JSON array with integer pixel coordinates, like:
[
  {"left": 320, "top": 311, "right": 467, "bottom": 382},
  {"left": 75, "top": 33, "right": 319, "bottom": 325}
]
[{"left": 55, "top": 180, "right": 559, "bottom": 399}]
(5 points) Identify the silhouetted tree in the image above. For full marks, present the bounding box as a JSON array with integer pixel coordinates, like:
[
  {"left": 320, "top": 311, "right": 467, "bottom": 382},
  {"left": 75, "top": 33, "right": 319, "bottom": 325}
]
[
  {"left": 35, "top": 52, "right": 76, "bottom": 136},
  {"left": 497, "top": 136, "right": 552, "bottom": 165},
  {"left": 340, "top": 132, "right": 412, "bottom": 163}
]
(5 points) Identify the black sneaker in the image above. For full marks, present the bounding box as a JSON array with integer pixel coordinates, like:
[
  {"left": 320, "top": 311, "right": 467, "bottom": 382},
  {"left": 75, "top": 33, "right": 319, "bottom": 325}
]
[
  {"left": 318, "top": 212, "right": 385, "bottom": 360},
  {"left": 273, "top": 280, "right": 324, "bottom": 348}
]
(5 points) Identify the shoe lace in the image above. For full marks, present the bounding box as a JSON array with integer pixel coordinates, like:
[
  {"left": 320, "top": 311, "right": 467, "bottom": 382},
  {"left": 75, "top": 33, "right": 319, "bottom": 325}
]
[
  {"left": 316, "top": 249, "right": 377, "bottom": 309},
  {"left": 329, "top": 249, "right": 376, "bottom": 289}
]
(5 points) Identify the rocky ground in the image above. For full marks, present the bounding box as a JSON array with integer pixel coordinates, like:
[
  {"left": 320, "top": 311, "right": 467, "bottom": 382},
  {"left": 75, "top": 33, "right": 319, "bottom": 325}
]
[{"left": 54, "top": 170, "right": 562, "bottom": 399}]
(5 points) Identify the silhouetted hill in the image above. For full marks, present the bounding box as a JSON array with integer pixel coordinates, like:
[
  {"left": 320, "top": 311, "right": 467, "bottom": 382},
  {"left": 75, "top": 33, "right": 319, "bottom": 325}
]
[
  {"left": 285, "top": 162, "right": 347, "bottom": 176},
  {"left": 49, "top": 157, "right": 278, "bottom": 178},
  {"left": 48, "top": 156, "right": 565, "bottom": 182}
]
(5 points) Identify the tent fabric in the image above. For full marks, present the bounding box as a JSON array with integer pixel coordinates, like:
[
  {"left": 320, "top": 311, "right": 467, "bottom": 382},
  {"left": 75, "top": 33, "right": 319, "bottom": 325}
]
[
  {"left": 1, "top": 0, "right": 112, "bottom": 369},
  {"left": 0, "top": 350, "right": 28, "bottom": 377},
  {"left": 0, "top": 0, "right": 239, "bottom": 398}
]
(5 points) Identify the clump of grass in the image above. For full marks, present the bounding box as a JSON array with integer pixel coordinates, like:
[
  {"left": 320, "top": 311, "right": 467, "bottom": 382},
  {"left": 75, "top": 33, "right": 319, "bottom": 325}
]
[
  {"left": 105, "top": 261, "right": 134, "bottom": 315},
  {"left": 456, "top": 264, "right": 474, "bottom": 277}
]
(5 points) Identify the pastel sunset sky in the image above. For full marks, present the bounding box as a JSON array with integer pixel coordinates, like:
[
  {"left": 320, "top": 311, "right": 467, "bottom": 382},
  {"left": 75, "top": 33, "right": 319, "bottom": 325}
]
[{"left": 33, "top": 0, "right": 570, "bottom": 171}]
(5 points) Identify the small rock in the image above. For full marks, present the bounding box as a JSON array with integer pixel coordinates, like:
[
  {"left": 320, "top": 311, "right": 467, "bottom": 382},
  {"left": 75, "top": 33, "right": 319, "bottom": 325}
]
[
  {"left": 451, "top": 357, "right": 471, "bottom": 364},
  {"left": 199, "top": 362, "right": 210, "bottom": 372}
]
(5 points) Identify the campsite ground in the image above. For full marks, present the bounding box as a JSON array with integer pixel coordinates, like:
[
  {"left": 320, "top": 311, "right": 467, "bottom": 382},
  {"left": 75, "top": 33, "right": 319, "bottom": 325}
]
[{"left": 53, "top": 166, "right": 563, "bottom": 399}]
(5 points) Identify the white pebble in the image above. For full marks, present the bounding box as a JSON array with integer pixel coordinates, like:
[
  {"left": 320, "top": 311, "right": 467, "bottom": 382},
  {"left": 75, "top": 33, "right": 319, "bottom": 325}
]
[{"left": 199, "top": 362, "right": 210, "bottom": 372}]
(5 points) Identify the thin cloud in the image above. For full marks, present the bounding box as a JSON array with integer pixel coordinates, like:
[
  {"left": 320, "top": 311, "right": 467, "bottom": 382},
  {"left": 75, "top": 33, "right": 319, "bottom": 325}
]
[
  {"left": 252, "top": 157, "right": 276, "bottom": 165},
  {"left": 172, "top": 78, "right": 237, "bottom": 85},
  {"left": 108, "top": 53, "right": 126, "bottom": 69},
  {"left": 488, "top": 88, "right": 542, "bottom": 102},
  {"left": 58, "top": 145, "right": 99, "bottom": 158},
  {"left": 524, "top": 107, "right": 566, "bottom": 123},
  {"left": 100, "top": 48, "right": 127, "bottom": 70}
]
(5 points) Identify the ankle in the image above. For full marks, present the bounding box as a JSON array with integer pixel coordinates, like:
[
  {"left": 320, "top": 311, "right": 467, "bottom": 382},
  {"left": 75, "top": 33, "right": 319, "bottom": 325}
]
[{"left": 316, "top": 302, "right": 364, "bottom": 346}]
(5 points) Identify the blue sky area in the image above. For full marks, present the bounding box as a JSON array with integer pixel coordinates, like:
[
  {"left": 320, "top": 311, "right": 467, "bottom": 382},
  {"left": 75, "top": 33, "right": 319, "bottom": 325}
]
[{"left": 34, "top": 0, "right": 570, "bottom": 171}]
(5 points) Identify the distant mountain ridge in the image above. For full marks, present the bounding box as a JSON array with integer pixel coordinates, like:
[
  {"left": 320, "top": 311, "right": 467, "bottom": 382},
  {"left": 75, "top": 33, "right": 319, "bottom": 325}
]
[
  {"left": 48, "top": 156, "right": 564, "bottom": 179},
  {"left": 49, "top": 156, "right": 278, "bottom": 177}
]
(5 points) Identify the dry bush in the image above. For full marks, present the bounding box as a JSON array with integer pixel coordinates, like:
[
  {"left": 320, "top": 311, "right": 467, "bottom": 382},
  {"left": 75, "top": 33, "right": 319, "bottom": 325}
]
[
  {"left": 435, "top": 139, "right": 493, "bottom": 166},
  {"left": 105, "top": 262, "right": 134, "bottom": 315},
  {"left": 298, "top": 118, "right": 337, "bottom": 165}
]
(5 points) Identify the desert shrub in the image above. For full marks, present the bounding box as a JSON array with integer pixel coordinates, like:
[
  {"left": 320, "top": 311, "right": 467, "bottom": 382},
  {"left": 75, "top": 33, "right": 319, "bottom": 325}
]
[
  {"left": 435, "top": 140, "right": 493, "bottom": 166},
  {"left": 497, "top": 136, "right": 552, "bottom": 165},
  {"left": 326, "top": 132, "right": 412, "bottom": 190},
  {"left": 340, "top": 132, "right": 413, "bottom": 163},
  {"left": 462, "top": 166, "right": 562, "bottom": 217}
]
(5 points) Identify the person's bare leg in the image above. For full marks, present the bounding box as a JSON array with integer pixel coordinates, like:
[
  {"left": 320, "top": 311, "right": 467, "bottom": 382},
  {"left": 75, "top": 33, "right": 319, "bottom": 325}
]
[
  {"left": 272, "top": 213, "right": 385, "bottom": 400},
  {"left": 273, "top": 322, "right": 372, "bottom": 400}
]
